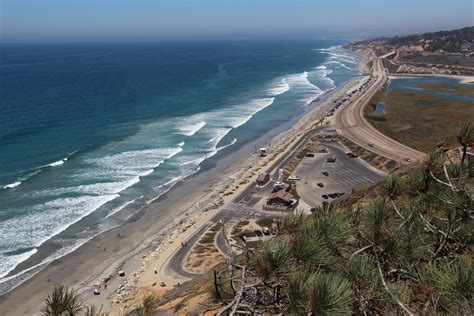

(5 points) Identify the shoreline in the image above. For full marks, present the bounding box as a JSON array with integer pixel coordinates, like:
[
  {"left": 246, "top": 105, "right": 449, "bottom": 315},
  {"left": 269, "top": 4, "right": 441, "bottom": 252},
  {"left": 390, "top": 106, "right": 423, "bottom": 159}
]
[{"left": 0, "top": 60, "right": 363, "bottom": 315}]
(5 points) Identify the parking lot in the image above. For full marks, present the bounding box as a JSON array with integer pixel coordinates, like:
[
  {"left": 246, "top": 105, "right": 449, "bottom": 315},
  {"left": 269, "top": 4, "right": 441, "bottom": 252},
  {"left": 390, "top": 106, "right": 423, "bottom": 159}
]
[{"left": 292, "top": 140, "right": 383, "bottom": 209}]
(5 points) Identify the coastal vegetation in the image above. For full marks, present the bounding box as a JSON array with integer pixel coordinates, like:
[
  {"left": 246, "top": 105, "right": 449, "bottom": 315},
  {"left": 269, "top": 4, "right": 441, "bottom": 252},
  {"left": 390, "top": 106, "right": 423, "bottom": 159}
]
[
  {"left": 365, "top": 86, "right": 474, "bottom": 153},
  {"left": 414, "top": 82, "right": 474, "bottom": 99},
  {"left": 41, "top": 285, "right": 107, "bottom": 316}
]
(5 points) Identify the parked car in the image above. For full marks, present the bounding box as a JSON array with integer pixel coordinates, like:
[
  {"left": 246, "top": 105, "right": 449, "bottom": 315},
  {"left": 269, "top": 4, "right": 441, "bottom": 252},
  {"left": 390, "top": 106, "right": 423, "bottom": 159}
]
[
  {"left": 322, "top": 171, "right": 329, "bottom": 176},
  {"left": 368, "top": 143, "right": 374, "bottom": 147},
  {"left": 306, "top": 153, "right": 315, "bottom": 157},
  {"left": 288, "top": 175, "right": 301, "bottom": 181},
  {"left": 317, "top": 182, "right": 324, "bottom": 187},
  {"left": 254, "top": 230, "right": 263, "bottom": 237},
  {"left": 328, "top": 193, "right": 337, "bottom": 199},
  {"left": 326, "top": 156, "right": 337, "bottom": 163},
  {"left": 272, "top": 182, "right": 285, "bottom": 191},
  {"left": 322, "top": 194, "right": 329, "bottom": 199},
  {"left": 319, "top": 148, "right": 328, "bottom": 153}
]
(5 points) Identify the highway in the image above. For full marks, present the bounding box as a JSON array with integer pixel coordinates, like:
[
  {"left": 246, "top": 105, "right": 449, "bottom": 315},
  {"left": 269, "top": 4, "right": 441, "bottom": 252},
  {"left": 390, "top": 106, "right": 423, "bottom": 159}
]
[{"left": 332, "top": 50, "right": 425, "bottom": 164}]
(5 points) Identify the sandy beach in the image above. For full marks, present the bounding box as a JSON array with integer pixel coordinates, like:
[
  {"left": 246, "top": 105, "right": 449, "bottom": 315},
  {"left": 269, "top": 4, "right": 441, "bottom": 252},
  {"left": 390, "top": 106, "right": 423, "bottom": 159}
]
[{"left": 0, "top": 71, "right": 362, "bottom": 315}]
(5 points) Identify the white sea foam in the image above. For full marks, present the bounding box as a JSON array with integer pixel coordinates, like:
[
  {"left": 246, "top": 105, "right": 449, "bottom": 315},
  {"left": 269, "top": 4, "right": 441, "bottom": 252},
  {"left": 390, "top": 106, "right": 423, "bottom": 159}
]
[
  {"left": 139, "top": 169, "right": 154, "bottom": 177},
  {"left": 43, "top": 177, "right": 141, "bottom": 196},
  {"left": 217, "top": 138, "right": 237, "bottom": 151},
  {"left": 226, "top": 98, "right": 275, "bottom": 129},
  {"left": 178, "top": 141, "right": 185, "bottom": 147},
  {"left": 156, "top": 175, "right": 183, "bottom": 189},
  {"left": 48, "top": 159, "right": 66, "bottom": 167},
  {"left": 329, "top": 56, "right": 358, "bottom": 65},
  {"left": 1, "top": 169, "right": 44, "bottom": 190},
  {"left": 45, "top": 151, "right": 78, "bottom": 168},
  {"left": 327, "top": 60, "right": 352, "bottom": 70},
  {"left": 284, "top": 71, "right": 322, "bottom": 92},
  {"left": 3, "top": 181, "right": 22, "bottom": 189},
  {"left": 0, "top": 235, "right": 92, "bottom": 292},
  {"left": 105, "top": 199, "right": 137, "bottom": 219},
  {"left": 90, "top": 147, "right": 182, "bottom": 176},
  {"left": 176, "top": 121, "right": 206, "bottom": 136},
  {"left": 0, "top": 194, "right": 119, "bottom": 278},
  {"left": 146, "top": 175, "right": 185, "bottom": 204},
  {"left": 267, "top": 78, "right": 290, "bottom": 96},
  {"left": 314, "top": 67, "right": 336, "bottom": 91},
  {"left": 0, "top": 249, "right": 38, "bottom": 279}
]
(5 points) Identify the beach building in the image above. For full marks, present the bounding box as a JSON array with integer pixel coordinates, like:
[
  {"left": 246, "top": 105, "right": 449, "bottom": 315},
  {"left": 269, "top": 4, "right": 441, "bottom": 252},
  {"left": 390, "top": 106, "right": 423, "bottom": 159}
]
[
  {"left": 256, "top": 173, "right": 270, "bottom": 186},
  {"left": 264, "top": 191, "right": 298, "bottom": 211}
]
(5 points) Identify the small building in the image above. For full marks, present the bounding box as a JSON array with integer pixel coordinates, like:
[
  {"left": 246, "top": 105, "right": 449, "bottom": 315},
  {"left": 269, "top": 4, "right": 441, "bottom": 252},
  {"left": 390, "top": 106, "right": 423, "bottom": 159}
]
[
  {"left": 256, "top": 173, "right": 270, "bottom": 186},
  {"left": 264, "top": 191, "right": 298, "bottom": 211}
]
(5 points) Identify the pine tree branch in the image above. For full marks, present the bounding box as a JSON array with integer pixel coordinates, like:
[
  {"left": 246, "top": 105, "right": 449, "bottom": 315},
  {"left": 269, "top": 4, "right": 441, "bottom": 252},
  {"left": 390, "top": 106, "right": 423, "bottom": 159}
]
[
  {"left": 418, "top": 213, "right": 447, "bottom": 237},
  {"left": 349, "top": 244, "right": 374, "bottom": 263},
  {"left": 443, "top": 165, "right": 454, "bottom": 188},
  {"left": 391, "top": 199, "right": 405, "bottom": 221},
  {"left": 429, "top": 170, "right": 458, "bottom": 192},
  {"left": 375, "top": 253, "right": 414, "bottom": 316},
  {"left": 457, "top": 145, "right": 467, "bottom": 187},
  {"left": 431, "top": 224, "right": 452, "bottom": 261}
]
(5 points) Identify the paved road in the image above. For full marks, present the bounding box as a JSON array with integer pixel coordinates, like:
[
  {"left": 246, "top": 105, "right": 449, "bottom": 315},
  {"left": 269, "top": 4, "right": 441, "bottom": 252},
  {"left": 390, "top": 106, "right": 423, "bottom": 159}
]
[
  {"left": 164, "top": 204, "right": 256, "bottom": 278},
  {"left": 294, "top": 141, "right": 383, "bottom": 207},
  {"left": 332, "top": 51, "right": 425, "bottom": 164}
]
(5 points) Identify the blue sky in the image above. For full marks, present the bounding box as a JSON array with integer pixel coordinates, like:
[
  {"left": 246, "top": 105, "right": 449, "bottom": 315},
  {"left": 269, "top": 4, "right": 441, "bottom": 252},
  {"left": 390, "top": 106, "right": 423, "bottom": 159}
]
[{"left": 1, "top": 0, "right": 472, "bottom": 41}]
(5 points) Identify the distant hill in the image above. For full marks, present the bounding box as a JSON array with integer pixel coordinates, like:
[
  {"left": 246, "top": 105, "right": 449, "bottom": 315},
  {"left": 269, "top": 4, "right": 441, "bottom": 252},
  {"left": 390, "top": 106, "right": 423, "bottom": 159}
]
[
  {"left": 347, "top": 26, "right": 474, "bottom": 75},
  {"left": 355, "top": 26, "right": 473, "bottom": 53}
]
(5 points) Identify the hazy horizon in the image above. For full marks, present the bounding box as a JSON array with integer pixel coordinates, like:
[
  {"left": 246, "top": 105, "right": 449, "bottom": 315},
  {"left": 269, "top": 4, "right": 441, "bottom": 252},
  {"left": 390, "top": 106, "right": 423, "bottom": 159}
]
[{"left": 1, "top": 0, "right": 472, "bottom": 42}]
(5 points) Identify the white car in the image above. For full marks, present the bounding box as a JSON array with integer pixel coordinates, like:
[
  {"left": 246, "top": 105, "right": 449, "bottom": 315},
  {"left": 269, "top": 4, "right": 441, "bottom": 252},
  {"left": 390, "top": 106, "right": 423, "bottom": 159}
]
[
  {"left": 273, "top": 182, "right": 286, "bottom": 191},
  {"left": 288, "top": 176, "right": 301, "bottom": 181}
]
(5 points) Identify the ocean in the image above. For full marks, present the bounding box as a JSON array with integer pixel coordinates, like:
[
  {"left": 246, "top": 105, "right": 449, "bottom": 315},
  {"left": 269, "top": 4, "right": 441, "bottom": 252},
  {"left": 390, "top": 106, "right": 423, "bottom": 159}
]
[{"left": 0, "top": 40, "right": 360, "bottom": 293}]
